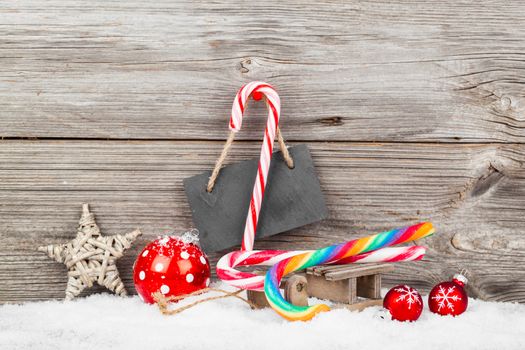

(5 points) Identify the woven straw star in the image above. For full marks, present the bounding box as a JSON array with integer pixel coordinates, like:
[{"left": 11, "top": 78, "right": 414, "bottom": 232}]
[{"left": 38, "top": 204, "right": 141, "bottom": 300}]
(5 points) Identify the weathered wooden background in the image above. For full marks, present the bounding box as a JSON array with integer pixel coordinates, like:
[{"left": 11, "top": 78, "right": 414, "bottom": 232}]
[{"left": 1, "top": 1, "right": 524, "bottom": 303}]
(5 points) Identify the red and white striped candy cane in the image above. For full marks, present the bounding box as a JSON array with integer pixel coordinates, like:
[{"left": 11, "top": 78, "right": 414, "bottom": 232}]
[
  {"left": 230, "top": 81, "right": 281, "bottom": 251},
  {"left": 217, "top": 250, "right": 305, "bottom": 291},
  {"left": 217, "top": 246, "right": 426, "bottom": 291}
]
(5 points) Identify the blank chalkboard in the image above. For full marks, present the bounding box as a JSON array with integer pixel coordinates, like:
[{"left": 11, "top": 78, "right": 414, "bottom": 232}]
[{"left": 183, "top": 145, "right": 328, "bottom": 253}]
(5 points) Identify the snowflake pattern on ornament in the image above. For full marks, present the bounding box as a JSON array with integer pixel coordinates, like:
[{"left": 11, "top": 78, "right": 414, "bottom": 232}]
[
  {"left": 431, "top": 285, "right": 460, "bottom": 312},
  {"left": 394, "top": 285, "right": 422, "bottom": 310}
]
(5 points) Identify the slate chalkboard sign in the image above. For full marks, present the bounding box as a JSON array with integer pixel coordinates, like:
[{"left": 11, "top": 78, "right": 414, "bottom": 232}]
[{"left": 184, "top": 144, "right": 328, "bottom": 253}]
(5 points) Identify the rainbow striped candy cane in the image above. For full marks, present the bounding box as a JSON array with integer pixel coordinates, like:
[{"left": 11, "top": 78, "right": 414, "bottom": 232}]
[
  {"left": 264, "top": 222, "right": 434, "bottom": 321},
  {"left": 217, "top": 245, "right": 426, "bottom": 291}
]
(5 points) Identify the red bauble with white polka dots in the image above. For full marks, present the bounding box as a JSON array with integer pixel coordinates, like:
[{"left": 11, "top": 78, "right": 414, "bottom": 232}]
[{"left": 133, "top": 231, "right": 210, "bottom": 304}]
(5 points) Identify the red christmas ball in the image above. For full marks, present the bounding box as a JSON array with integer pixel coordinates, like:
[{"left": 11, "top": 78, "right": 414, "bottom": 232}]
[
  {"left": 428, "top": 274, "right": 468, "bottom": 316},
  {"left": 383, "top": 285, "right": 423, "bottom": 322},
  {"left": 133, "top": 232, "right": 210, "bottom": 304}
]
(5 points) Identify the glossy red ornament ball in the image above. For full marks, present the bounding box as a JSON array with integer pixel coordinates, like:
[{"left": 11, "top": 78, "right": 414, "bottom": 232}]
[
  {"left": 428, "top": 274, "right": 468, "bottom": 316},
  {"left": 383, "top": 285, "right": 423, "bottom": 322},
  {"left": 133, "top": 232, "right": 211, "bottom": 304}
]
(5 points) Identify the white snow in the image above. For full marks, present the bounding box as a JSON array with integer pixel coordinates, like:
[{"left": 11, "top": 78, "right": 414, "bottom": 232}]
[
  {"left": 180, "top": 229, "right": 200, "bottom": 244},
  {"left": 157, "top": 236, "right": 170, "bottom": 246},
  {"left": 1, "top": 283, "right": 524, "bottom": 350}
]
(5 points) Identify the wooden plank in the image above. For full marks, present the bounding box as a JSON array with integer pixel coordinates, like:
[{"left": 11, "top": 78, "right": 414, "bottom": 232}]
[
  {"left": 1, "top": 1, "right": 525, "bottom": 142},
  {"left": 307, "top": 263, "right": 394, "bottom": 278},
  {"left": 322, "top": 264, "right": 394, "bottom": 281},
  {"left": 306, "top": 274, "right": 357, "bottom": 304},
  {"left": 356, "top": 274, "right": 382, "bottom": 299},
  {"left": 246, "top": 290, "right": 269, "bottom": 309},
  {"left": 0, "top": 140, "right": 524, "bottom": 303}
]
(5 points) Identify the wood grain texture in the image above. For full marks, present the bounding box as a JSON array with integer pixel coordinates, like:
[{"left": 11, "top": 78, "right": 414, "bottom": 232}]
[
  {"left": 0, "top": 0, "right": 524, "bottom": 304},
  {"left": 1, "top": 1, "right": 525, "bottom": 141},
  {"left": 0, "top": 140, "right": 524, "bottom": 302}
]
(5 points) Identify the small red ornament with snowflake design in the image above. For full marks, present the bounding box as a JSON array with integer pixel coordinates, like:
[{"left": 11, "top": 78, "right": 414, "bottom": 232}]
[
  {"left": 428, "top": 273, "right": 468, "bottom": 316},
  {"left": 383, "top": 285, "right": 423, "bottom": 322},
  {"left": 133, "top": 230, "right": 211, "bottom": 304}
]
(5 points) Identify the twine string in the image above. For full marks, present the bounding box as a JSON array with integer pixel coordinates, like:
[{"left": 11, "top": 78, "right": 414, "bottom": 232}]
[
  {"left": 206, "top": 95, "right": 294, "bottom": 193},
  {"left": 153, "top": 287, "right": 257, "bottom": 315}
]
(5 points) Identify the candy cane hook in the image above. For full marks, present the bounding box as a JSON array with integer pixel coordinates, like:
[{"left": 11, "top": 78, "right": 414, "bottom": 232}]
[{"left": 230, "top": 82, "right": 283, "bottom": 251}]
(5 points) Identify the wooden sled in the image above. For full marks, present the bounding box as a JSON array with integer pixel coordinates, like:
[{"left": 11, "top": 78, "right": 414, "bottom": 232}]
[{"left": 247, "top": 263, "right": 394, "bottom": 311}]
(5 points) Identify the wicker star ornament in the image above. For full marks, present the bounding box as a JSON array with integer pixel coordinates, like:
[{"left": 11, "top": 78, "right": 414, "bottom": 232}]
[{"left": 38, "top": 204, "right": 141, "bottom": 300}]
